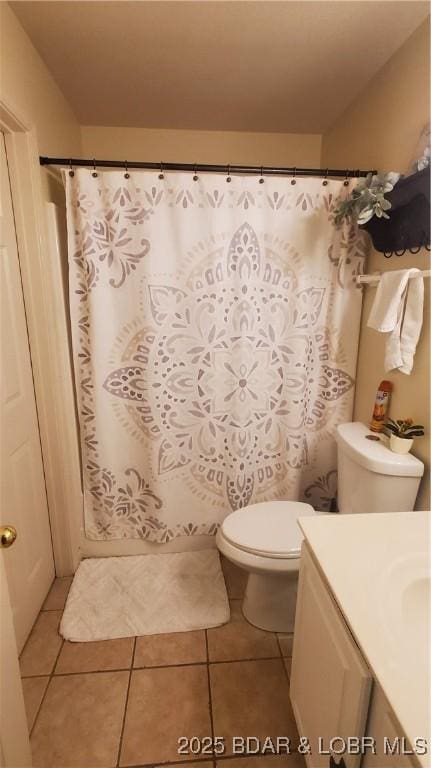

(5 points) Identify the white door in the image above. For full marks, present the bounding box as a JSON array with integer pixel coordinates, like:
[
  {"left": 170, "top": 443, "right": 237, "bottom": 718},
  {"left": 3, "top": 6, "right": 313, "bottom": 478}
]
[
  {"left": 0, "top": 554, "right": 32, "bottom": 767},
  {"left": 0, "top": 132, "right": 54, "bottom": 652}
]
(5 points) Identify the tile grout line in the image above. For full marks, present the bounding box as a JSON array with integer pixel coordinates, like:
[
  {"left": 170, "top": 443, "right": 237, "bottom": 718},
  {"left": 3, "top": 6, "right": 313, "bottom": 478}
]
[
  {"left": 18, "top": 585, "right": 69, "bottom": 737},
  {"left": 40, "top": 579, "right": 72, "bottom": 613},
  {"left": 19, "top": 606, "right": 62, "bottom": 664},
  {"left": 29, "top": 636, "right": 64, "bottom": 738},
  {"left": 276, "top": 634, "right": 285, "bottom": 663},
  {"left": 208, "top": 653, "right": 280, "bottom": 665},
  {"left": 274, "top": 631, "right": 283, "bottom": 658},
  {"left": 275, "top": 637, "right": 300, "bottom": 756},
  {"left": 276, "top": 635, "right": 292, "bottom": 684},
  {"left": 23, "top": 665, "right": 140, "bottom": 679},
  {"left": 120, "top": 749, "right": 303, "bottom": 768},
  {"left": 21, "top": 653, "right": 285, "bottom": 679},
  {"left": 204, "top": 630, "right": 216, "bottom": 767},
  {"left": 116, "top": 635, "right": 137, "bottom": 768},
  {"left": 210, "top": 753, "right": 300, "bottom": 763}
]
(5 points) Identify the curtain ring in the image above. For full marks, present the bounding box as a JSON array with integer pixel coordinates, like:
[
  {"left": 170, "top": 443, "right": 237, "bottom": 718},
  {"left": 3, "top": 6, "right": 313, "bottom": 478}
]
[
  {"left": 291, "top": 167, "right": 296, "bottom": 185},
  {"left": 394, "top": 248, "right": 406, "bottom": 257},
  {"left": 193, "top": 163, "right": 198, "bottom": 181},
  {"left": 383, "top": 251, "right": 393, "bottom": 258},
  {"left": 226, "top": 164, "right": 232, "bottom": 183},
  {"left": 322, "top": 168, "right": 329, "bottom": 186},
  {"left": 409, "top": 245, "right": 421, "bottom": 254},
  {"left": 158, "top": 162, "right": 164, "bottom": 180},
  {"left": 68, "top": 159, "right": 74, "bottom": 178},
  {"left": 343, "top": 169, "right": 349, "bottom": 186},
  {"left": 259, "top": 166, "right": 264, "bottom": 184},
  {"left": 124, "top": 160, "right": 130, "bottom": 179},
  {"left": 92, "top": 158, "right": 98, "bottom": 178}
]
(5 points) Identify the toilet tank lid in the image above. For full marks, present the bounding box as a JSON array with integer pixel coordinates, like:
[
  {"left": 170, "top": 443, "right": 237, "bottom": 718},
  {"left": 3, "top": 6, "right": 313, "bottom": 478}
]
[
  {"left": 336, "top": 422, "right": 424, "bottom": 478},
  {"left": 221, "top": 501, "right": 316, "bottom": 557}
]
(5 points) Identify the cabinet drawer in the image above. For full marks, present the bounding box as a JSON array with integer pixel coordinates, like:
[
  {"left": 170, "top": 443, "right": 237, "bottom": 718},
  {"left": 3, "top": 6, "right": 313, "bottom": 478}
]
[{"left": 290, "top": 542, "right": 372, "bottom": 768}]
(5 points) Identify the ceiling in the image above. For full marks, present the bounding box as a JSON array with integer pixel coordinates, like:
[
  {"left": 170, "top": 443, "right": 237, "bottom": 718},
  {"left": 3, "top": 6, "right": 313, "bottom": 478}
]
[{"left": 10, "top": 1, "right": 430, "bottom": 134}]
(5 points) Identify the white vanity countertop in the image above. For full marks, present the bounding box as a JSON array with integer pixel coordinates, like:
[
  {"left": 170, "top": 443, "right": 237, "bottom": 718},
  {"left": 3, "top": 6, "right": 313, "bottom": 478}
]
[{"left": 298, "top": 511, "right": 431, "bottom": 767}]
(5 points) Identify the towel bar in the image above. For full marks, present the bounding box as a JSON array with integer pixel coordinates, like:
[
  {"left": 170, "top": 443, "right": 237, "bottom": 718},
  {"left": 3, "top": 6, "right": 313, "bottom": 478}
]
[{"left": 356, "top": 270, "right": 431, "bottom": 285}]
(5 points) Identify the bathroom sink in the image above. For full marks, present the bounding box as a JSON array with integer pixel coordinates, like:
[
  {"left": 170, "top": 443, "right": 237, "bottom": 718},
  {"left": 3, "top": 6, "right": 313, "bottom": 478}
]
[
  {"left": 402, "top": 575, "right": 431, "bottom": 632},
  {"left": 379, "top": 551, "right": 431, "bottom": 662},
  {"left": 298, "top": 511, "right": 431, "bottom": 767}
]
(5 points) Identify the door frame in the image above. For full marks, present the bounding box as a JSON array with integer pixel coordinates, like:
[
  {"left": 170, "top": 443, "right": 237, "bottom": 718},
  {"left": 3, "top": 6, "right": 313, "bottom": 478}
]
[
  {"left": 0, "top": 556, "right": 32, "bottom": 766},
  {"left": 0, "top": 98, "right": 81, "bottom": 576}
]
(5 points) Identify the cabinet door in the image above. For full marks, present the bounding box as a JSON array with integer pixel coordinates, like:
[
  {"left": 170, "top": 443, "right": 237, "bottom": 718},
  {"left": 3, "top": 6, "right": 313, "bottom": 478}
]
[
  {"left": 290, "top": 543, "right": 372, "bottom": 768},
  {"left": 362, "top": 684, "right": 419, "bottom": 768}
]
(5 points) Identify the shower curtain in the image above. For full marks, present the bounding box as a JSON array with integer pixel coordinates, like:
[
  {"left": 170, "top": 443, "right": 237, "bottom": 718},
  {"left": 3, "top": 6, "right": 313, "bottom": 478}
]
[{"left": 65, "top": 169, "right": 367, "bottom": 542}]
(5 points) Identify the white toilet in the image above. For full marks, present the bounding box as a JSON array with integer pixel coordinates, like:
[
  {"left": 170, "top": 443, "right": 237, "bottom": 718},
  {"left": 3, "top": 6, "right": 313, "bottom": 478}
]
[{"left": 216, "top": 422, "right": 424, "bottom": 632}]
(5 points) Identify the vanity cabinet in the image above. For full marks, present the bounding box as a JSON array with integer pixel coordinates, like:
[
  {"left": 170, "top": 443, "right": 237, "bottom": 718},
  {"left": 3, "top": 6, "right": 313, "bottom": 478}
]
[
  {"left": 290, "top": 542, "right": 372, "bottom": 768},
  {"left": 290, "top": 543, "right": 421, "bottom": 768}
]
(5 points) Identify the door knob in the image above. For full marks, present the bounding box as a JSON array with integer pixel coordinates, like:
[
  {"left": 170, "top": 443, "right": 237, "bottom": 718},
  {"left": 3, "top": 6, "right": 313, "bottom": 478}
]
[{"left": 0, "top": 525, "right": 17, "bottom": 548}]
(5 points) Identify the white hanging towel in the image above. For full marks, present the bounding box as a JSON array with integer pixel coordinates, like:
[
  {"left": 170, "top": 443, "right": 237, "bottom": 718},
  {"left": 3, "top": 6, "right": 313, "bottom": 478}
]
[{"left": 367, "top": 268, "right": 424, "bottom": 374}]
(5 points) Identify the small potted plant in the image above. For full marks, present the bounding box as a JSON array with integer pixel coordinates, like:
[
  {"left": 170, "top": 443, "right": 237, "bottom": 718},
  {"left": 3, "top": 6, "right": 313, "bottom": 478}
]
[{"left": 385, "top": 418, "right": 425, "bottom": 454}]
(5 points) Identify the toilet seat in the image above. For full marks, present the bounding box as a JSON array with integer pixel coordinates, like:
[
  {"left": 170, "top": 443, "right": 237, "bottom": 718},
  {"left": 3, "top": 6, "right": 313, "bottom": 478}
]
[{"left": 220, "top": 500, "right": 316, "bottom": 559}]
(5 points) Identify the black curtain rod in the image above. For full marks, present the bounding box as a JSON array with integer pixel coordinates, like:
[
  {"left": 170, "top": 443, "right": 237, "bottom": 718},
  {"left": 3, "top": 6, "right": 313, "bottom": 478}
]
[{"left": 39, "top": 156, "right": 376, "bottom": 178}]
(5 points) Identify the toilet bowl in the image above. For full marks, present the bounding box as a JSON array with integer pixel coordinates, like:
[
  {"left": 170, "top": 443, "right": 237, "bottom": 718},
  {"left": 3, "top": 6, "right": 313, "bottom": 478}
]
[
  {"left": 217, "top": 422, "right": 424, "bottom": 633},
  {"left": 216, "top": 500, "right": 319, "bottom": 633}
]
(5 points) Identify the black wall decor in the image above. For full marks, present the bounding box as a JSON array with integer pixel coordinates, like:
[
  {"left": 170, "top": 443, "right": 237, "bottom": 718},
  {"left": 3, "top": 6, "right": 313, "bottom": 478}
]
[{"left": 361, "top": 166, "right": 430, "bottom": 257}]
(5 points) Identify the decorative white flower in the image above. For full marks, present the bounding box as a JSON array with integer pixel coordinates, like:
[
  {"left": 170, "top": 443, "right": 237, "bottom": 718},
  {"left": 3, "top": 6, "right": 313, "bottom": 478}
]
[{"left": 335, "top": 172, "right": 401, "bottom": 226}]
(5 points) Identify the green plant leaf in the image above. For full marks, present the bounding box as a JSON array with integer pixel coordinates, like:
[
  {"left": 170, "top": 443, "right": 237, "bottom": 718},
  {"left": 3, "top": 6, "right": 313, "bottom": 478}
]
[
  {"left": 385, "top": 424, "right": 398, "bottom": 435},
  {"left": 404, "top": 429, "right": 425, "bottom": 437}
]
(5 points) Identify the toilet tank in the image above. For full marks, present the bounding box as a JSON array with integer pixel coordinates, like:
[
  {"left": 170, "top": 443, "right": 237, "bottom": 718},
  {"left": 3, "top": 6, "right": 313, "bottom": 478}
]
[{"left": 336, "top": 422, "right": 424, "bottom": 514}]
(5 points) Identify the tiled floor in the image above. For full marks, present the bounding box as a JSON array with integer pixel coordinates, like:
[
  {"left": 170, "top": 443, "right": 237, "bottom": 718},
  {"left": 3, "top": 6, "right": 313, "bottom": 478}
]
[{"left": 19, "top": 558, "right": 305, "bottom": 768}]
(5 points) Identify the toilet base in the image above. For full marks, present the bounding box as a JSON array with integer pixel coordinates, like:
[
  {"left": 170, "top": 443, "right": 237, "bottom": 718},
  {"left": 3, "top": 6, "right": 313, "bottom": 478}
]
[{"left": 242, "top": 571, "right": 298, "bottom": 633}]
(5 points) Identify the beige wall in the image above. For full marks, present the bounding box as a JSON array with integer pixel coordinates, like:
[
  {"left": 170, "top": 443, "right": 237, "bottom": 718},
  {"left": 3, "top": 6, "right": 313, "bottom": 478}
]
[
  {"left": 81, "top": 125, "right": 321, "bottom": 167},
  {"left": 0, "top": 2, "right": 81, "bottom": 199},
  {"left": 322, "top": 19, "right": 430, "bottom": 509},
  {"left": 0, "top": 2, "right": 80, "bottom": 153},
  {"left": 1, "top": 3, "right": 84, "bottom": 574}
]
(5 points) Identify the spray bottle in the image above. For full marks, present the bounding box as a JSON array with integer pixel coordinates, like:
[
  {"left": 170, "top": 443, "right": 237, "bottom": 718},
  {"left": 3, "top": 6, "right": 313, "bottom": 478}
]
[{"left": 369, "top": 380, "right": 393, "bottom": 433}]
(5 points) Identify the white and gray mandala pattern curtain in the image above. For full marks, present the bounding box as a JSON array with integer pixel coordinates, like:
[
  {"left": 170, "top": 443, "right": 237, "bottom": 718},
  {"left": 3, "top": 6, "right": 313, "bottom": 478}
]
[{"left": 64, "top": 169, "right": 367, "bottom": 542}]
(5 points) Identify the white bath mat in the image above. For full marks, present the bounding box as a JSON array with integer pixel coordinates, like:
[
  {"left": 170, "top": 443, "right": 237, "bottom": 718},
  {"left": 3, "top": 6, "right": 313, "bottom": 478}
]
[{"left": 60, "top": 550, "right": 230, "bottom": 642}]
